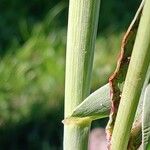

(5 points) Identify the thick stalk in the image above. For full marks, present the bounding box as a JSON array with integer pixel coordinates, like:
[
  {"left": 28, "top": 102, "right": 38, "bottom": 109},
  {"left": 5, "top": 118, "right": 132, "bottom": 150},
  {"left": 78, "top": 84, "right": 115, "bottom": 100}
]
[
  {"left": 64, "top": 0, "right": 100, "bottom": 150},
  {"left": 111, "top": 0, "right": 150, "bottom": 149}
]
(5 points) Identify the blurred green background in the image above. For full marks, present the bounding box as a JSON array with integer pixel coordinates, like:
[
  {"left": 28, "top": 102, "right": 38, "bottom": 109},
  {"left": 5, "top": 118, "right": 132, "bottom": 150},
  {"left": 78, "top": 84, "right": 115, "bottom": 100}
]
[{"left": 0, "top": 0, "right": 140, "bottom": 149}]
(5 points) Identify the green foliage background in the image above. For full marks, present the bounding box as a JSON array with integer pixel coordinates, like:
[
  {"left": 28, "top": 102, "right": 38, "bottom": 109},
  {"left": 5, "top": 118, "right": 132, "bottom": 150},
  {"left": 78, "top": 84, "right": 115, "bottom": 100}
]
[{"left": 0, "top": 0, "right": 140, "bottom": 149}]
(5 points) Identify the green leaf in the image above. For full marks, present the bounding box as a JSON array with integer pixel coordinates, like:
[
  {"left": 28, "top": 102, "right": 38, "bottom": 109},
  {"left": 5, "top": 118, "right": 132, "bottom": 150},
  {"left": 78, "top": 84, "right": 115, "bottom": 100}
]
[
  {"left": 69, "top": 68, "right": 149, "bottom": 122},
  {"left": 106, "top": 0, "right": 144, "bottom": 139},
  {"left": 71, "top": 83, "right": 111, "bottom": 120},
  {"left": 142, "top": 84, "right": 150, "bottom": 150},
  {"left": 111, "top": 0, "right": 150, "bottom": 147},
  {"left": 67, "top": 64, "right": 149, "bottom": 123}
]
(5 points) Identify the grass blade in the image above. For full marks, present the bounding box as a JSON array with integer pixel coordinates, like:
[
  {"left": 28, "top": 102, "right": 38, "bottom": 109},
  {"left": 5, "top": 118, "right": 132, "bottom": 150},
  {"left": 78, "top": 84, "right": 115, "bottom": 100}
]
[
  {"left": 106, "top": 0, "right": 144, "bottom": 140},
  {"left": 111, "top": 0, "right": 150, "bottom": 149},
  {"left": 67, "top": 64, "right": 150, "bottom": 122},
  {"left": 71, "top": 84, "right": 110, "bottom": 120}
]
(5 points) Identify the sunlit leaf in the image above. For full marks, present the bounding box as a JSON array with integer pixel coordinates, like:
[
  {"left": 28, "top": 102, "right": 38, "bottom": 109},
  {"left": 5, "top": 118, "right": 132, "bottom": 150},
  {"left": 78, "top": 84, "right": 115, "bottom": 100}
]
[{"left": 71, "top": 84, "right": 111, "bottom": 120}]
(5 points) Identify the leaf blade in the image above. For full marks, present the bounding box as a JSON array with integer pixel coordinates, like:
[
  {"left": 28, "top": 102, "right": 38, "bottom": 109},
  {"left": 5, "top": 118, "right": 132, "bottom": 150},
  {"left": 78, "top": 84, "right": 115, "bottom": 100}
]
[{"left": 71, "top": 83, "right": 111, "bottom": 120}]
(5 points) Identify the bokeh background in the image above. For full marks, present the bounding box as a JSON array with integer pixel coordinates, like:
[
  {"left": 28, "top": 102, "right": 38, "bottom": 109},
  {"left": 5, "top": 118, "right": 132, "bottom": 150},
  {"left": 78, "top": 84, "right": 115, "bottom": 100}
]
[{"left": 0, "top": 0, "right": 141, "bottom": 149}]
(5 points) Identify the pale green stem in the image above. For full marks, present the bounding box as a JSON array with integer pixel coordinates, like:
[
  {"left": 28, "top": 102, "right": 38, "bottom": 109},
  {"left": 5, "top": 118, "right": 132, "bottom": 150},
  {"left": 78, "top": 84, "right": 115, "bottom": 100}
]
[
  {"left": 64, "top": 0, "right": 100, "bottom": 150},
  {"left": 111, "top": 0, "right": 150, "bottom": 149}
]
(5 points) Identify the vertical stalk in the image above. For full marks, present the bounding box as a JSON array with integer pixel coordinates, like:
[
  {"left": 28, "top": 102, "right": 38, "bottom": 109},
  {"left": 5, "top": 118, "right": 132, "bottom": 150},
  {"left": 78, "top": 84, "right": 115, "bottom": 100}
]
[
  {"left": 111, "top": 0, "right": 150, "bottom": 149},
  {"left": 64, "top": 0, "right": 100, "bottom": 150}
]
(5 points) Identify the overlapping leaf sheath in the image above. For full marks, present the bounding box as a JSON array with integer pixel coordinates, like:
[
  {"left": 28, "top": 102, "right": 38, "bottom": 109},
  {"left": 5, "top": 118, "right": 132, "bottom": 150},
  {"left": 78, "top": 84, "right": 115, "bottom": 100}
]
[
  {"left": 106, "top": 1, "right": 144, "bottom": 142},
  {"left": 142, "top": 84, "right": 150, "bottom": 149}
]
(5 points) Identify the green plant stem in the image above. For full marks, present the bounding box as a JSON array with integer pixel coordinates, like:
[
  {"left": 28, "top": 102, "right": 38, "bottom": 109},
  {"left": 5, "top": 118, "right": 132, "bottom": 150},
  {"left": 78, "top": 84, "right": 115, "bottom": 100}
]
[
  {"left": 63, "top": 0, "right": 100, "bottom": 150},
  {"left": 111, "top": 0, "right": 150, "bottom": 149}
]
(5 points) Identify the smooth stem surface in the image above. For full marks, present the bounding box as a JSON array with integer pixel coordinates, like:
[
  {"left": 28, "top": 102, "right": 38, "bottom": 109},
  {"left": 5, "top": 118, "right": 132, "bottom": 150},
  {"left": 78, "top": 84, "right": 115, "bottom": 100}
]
[
  {"left": 64, "top": 0, "right": 100, "bottom": 150},
  {"left": 111, "top": 0, "right": 150, "bottom": 149}
]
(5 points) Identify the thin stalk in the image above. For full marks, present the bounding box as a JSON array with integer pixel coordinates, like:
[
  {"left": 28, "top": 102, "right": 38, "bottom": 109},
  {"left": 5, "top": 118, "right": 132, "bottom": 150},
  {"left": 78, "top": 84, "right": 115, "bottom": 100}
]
[
  {"left": 111, "top": 0, "right": 150, "bottom": 149},
  {"left": 64, "top": 0, "right": 100, "bottom": 150}
]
